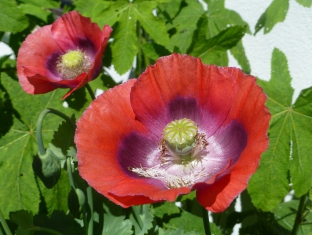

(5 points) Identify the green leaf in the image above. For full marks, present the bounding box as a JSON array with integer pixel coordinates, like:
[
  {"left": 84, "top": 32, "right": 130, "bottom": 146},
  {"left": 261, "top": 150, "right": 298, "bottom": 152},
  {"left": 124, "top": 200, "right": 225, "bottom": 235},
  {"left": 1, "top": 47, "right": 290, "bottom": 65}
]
[
  {"left": 0, "top": 73, "right": 74, "bottom": 218},
  {"left": 205, "top": 0, "right": 251, "bottom": 37},
  {"left": 111, "top": 8, "right": 138, "bottom": 75},
  {"left": 19, "top": 0, "right": 59, "bottom": 8},
  {"left": 210, "top": 223, "right": 222, "bottom": 235},
  {"left": 133, "top": 1, "right": 169, "bottom": 46},
  {"left": 37, "top": 169, "right": 71, "bottom": 215},
  {"left": 230, "top": 40, "right": 251, "bottom": 74},
  {"left": 190, "top": 16, "right": 245, "bottom": 66},
  {"left": 273, "top": 200, "right": 312, "bottom": 235},
  {"left": 296, "top": 0, "right": 312, "bottom": 7},
  {"left": 74, "top": 0, "right": 117, "bottom": 27},
  {"left": 248, "top": 48, "right": 292, "bottom": 211},
  {"left": 167, "top": 0, "right": 204, "bottom": 53},
  {"left": 157, "top": 0, "right": 181, "bottom": 21},
  {"left": 76, "top": 0, "right": 169, "bottom": 74},
  {"left": 204, "top": 0, "right": 250, "bottom": 70},
  {"left": 10, "top": 210, "right": 34, "bottom": 235},
  {"left": 153, "top": 201, "right": 180, "bottom": 218},
  {"left": 19, "top": 3, "right": 52, "bottom": 22},
  {"left": 164, "top": 209, "right": 204, "bottom": 234},
  {"left": 141, "top": 42, "right": 171, "bottom": 61},
  {"left": 290, "top": 87, "right": 312, "bottom": 195},
  {"left": 130, "top": 205, "right": 154, "bottom": 235},
  {"left": 157, "top": 227, "right": 197, "bottom": 235},
  {"left": 0, "top": 0, "right": 29, "bottom": 33},
  {"left": 255, "top": 0, "right": 289, "bottom": 34},
  {"left": 102, "top": 214, "right": 133, "bottom": 235},
  {"left": 248, "top": 48, "right": 312, "bottom": 211},
  {"left": 34, "top": 211, "right": 84, "bottom": 235}
]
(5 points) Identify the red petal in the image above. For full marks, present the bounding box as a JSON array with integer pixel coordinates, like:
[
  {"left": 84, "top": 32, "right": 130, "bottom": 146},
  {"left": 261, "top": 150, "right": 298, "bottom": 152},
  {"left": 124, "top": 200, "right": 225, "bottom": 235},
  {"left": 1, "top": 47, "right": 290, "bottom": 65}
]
[
  {"left": 108, "top": 179, "right": 190, "bottom": 207},
  {"left": 17, "top": 11, "right": 112, "bottom": 97},
  {"left": 75, "top": 79, "right": 191, "bottom": 207},
  {"left": 196, "top": 67, "right": 270, "bottom": 212},
  {"left": 75, "top": 80, "right": 147, "bottom": 206},
  {"left": 51, "top": 11, "right": 112, "bottom": 53},
  {"left": 130, "top": 54, "right": 238, "bottom": 136},
  {"left": 17, "top": 25, "right": 62, "bottom": 94}
]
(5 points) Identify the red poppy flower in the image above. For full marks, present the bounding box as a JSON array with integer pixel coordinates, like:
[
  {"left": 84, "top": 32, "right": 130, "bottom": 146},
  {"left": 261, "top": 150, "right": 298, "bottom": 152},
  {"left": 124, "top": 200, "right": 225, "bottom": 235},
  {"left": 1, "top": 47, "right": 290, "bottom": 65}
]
[
  {"left": 17, "top": 11, "right": 112, "bottom": 99},
  {"left": 75, "top": 54, "right": 270, "bottom": 212}
]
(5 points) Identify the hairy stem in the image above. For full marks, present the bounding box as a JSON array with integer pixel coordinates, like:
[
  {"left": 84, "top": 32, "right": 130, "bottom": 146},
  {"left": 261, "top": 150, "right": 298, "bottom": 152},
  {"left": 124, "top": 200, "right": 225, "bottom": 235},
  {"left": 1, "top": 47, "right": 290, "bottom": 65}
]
[
  {"left": 85, "top": 83, "right": 96, "bottom": 100},
  {"left": 202, "top": 206, "right": 212, "bottom": 235},
  {"left": 291, "top": 194, "right": 307, "bottom": 235},
  {"left": 36, "top": 108, "right": 75, "bottom": 155},
  {"left": 86, "top": 186, "right": 94, "bottom": 235},
  {"left": 0, "top": 209, "right": 12, "bottom": 235}
]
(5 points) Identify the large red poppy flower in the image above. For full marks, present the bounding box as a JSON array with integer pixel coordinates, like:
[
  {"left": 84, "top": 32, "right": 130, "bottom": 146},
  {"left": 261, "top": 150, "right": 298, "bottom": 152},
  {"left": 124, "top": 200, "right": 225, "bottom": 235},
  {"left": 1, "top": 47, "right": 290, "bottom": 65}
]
[
  {"left": 75, "top": 54, "right": 270, "bottom": 212},
  {"left": 17, "top": 11, "right": 112, "bottom": 99}
]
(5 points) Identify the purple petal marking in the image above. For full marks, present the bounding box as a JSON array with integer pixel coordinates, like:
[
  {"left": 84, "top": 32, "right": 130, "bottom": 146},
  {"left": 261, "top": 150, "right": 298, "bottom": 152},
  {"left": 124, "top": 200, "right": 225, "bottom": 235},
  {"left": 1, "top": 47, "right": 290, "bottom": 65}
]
[
  {"left": 203, "top": 121, "right": 247, "bottom": 177},
  {"left": 46, "top": 52, "right": 62, "bottom": 81},
  {"left": 117, "top": 131, "right": 167, "bottom": 188},
  {"left": 117, "top": 131, "right": 160, "bottom": 175},
  {"left": 77, "top": 38, "right": 96, "bottom": 59},
  {"left": 168, "top": 96, "right": 202, "bottom": 124}
]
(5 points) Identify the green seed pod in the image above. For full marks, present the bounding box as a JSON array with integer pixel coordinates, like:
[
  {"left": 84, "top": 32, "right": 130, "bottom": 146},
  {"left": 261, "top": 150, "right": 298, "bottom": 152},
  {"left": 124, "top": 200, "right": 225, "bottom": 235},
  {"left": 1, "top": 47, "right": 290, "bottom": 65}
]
[
  {"left": 163, "top": 118, "right": 198, "bottom": 156},
  {"left": 38, "top": 148, "right": 61, "bottom": 178}
]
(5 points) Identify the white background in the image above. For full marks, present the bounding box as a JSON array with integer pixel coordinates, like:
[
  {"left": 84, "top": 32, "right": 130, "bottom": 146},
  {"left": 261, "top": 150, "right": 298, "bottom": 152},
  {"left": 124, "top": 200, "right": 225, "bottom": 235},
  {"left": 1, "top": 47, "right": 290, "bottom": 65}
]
[
  {"left": 226, "top": 0, "right": 312, "bottom": 102},
  {"left": 0, "top": 1, "right": 311, "bottom": 234}
]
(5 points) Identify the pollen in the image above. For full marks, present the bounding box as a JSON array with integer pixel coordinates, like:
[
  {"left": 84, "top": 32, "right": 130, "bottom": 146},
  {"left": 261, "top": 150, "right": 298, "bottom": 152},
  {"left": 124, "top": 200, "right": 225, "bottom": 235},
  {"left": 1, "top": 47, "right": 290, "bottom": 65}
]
[
  {"left": 130, "top": 164, "right": 210, "bottom": 189},
  {"left": 57, "top": 49, "right": 92, "bottom": 80}
]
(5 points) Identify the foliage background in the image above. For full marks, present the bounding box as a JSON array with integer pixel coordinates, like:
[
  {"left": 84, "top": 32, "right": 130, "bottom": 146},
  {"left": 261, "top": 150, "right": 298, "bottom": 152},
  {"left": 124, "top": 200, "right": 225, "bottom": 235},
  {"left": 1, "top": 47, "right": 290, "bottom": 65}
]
[{"left": 0, "top": 0, "right": 312, "bottom": 235}]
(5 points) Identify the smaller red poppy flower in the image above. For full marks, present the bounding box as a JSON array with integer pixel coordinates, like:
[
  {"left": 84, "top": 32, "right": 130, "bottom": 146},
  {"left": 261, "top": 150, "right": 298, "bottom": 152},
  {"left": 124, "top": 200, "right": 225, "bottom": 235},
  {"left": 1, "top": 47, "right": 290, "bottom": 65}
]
[
  {"left": 17, "top": 11, "right": 112, "bottom": 99},
  {"left": 75, "top": 54, "right": 270, "bottom": 212}
]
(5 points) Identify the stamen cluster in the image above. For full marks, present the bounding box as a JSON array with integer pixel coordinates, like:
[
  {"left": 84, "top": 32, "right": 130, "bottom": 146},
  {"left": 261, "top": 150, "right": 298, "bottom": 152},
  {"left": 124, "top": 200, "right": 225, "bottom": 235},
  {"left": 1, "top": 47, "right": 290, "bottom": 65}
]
[
  {"left": 130, "top": 118, "right": 210, "bottom": 189},
  {"left": 57, "top": 49, "right": 92, "bottom": 80}
]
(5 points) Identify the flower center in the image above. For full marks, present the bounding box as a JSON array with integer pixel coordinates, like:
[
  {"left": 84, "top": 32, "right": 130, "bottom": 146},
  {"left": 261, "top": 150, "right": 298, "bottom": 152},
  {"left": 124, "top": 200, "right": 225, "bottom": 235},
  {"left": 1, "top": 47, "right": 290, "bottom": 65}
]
[
  {"left": 57, "top": 49, "right": 92, "bottom": 80},
  {"left": 129, "top": 118, "right": 211, "bottom": 189},
  {"left": 163, "top": 118, "right": 198, "bottom": 157}
]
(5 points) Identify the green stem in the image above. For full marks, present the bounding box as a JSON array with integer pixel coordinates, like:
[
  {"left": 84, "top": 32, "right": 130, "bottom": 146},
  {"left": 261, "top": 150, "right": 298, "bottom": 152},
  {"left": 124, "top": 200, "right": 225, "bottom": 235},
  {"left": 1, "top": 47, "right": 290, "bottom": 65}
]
[
  {"left": 0, "top": 209, "right": 12, "bottom": 235},
  {"left": 300, "top": 221, "right": 312, "bottom": 225},
  {"left": 66, "top": 157, "right": 76, "bottom": 190},
  {"left": 36, "top": 108, "right": 76, "bottom": 155},
  {"left": 202, "top": 207, "right": 211, "bottom": 235},
  {"left": 26, "top": 226, "right": 63, "bottom": 235},
  {"left": 86, "top": 186, "right": 94, "bottom": 235},
  {"left": 291, "top": 194, "right": 307, "bottom": 235},
  {"left": 85, "top": 83, "right": 96, "bottom": 100}
]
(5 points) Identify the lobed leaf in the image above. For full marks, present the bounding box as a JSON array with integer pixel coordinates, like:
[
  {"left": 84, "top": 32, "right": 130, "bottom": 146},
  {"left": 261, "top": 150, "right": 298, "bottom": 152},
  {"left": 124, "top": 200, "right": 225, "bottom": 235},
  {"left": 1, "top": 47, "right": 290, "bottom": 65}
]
[
  {"left": 130, "top": 205, "right": 154, "bottom": 235},
  {"left": 273, "top": 200, "right": 312, "bottom": 234},
  {"left": 111, "top": 8, "right": 138, "bottom": 75},
  {"left": 190, "top": 16, "right": 246, "bottom": 66},
  {"left": 10, "top": 210, "right": 34, "bottom": 235},
  {"left": 0, "top": 73, "right": 75, "bottom": 218},
  {"left": 0, "top": 0, "right": 29, "bottom": 33},
  {"left": 102, "top": 214, "right": 133, "bottom": 235},
  {"left": 295, "top": 0, "right": 312, "bottom": 7},
  {"left": 204, "top": 0, "right": 251, "bottom": 71},
  {"left": 248, "top": 48, "right": 312, "bottom": 211},
  {"left": 164, "top": 209, "right": 204, "bottom": 234},
  {"left": 167, "top": 0, "right": 204, "bottom": 53},
  {"left": 133, "top": 1, "right": 169, "bottom": 46},
  {"left": 254, "top": 0, "right": 289, "bottom": 34},
  {"left": 19, "top": 3, "right": 52, "bottom": 22}
]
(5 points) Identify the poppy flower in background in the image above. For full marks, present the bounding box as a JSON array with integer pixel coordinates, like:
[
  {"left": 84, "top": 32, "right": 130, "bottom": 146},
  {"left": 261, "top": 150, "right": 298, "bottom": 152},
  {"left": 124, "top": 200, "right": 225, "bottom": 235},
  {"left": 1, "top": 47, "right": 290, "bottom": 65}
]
[
  {"left": 17, "top": 11, "right": 112, "bottom": 99},
  {"left": 75, "top": 54, "right": 270, "bottom": 212}
]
